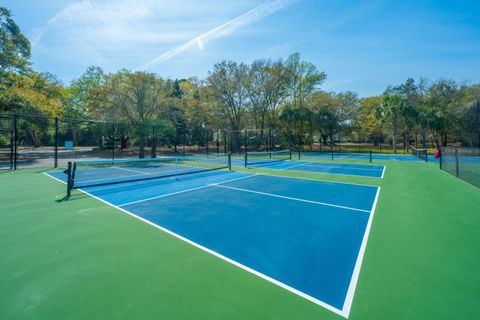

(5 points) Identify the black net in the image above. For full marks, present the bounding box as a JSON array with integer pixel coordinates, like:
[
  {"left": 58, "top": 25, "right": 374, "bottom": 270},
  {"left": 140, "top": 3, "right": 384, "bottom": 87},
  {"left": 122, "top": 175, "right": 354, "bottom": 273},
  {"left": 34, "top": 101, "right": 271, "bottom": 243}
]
[
  {"left": 298, "top": 149, "right": 373, "bottom": 162},
  {"left": 245, "top": 150, "right": 291, "bottom": 167},
  {"left": 68, "top": 153, "right": 231, "bottom": 191},
  {"left": 409, "top": 146, "right": 428, "bottom": 162},
  {"left": 440, "top": 147, "right": 480, "bottom": 188}
]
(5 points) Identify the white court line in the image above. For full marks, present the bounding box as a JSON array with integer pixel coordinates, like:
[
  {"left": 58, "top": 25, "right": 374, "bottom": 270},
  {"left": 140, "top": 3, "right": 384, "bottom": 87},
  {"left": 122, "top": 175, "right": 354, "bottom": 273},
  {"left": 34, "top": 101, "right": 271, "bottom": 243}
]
[
  {"left": 287, "top": 163, "right": 384, "bottom": 172},
  {"left": 114, "top": 166, "right": 151, "bottom": 175},
  {"left": 381, "top": 166, "right": 386, "bottom": 179},
  {"left": 44, "top": 171, "right": 67, "bottom": 185},
  {"left": 250, "top": 171, "right": 379, "bottom": 188},
  {"left": 341, "top": 187, "right": 381, "bottom": 317},
  {"left": 118, "top": 174, "right": 257, "bottom": 207},
  {"left": 300, "top": 163, "right": 384, "bottom": 172},
  {"left": 212, "top": 184, "right": 370, "bottom": 213},
  {"left": 281, "top": 162, "right": 312, "bottom": 170}
]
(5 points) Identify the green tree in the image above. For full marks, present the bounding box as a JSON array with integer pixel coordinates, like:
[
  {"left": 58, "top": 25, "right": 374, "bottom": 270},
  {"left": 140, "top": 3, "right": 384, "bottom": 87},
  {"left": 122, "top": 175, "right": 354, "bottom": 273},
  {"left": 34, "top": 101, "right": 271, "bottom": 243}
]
[
  {"left": 0, "top": 8, "right": 31, "bottom": 74},
  {"left": 207, "top": 61, "right": 249, "bottom": 151}
]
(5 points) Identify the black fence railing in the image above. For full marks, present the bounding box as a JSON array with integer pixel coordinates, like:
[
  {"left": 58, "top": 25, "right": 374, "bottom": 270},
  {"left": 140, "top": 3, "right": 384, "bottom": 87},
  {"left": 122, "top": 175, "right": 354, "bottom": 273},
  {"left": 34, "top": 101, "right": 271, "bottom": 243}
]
[
  {"left": 440, "top": 147, "right": 480, "bottom": 188},
  {"left": 0, "top": 113, "right": 291, "bottom": 170}
]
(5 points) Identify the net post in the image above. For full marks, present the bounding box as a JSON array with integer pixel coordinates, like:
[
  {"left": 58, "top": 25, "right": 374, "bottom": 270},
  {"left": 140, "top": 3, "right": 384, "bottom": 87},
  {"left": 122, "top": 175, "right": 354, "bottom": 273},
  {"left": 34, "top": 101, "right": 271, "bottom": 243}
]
[
  {"left": 228, "top": 153, "right": 232, "bottom": 170},
  {"left": 439, "top": 147, "right": 442, "bottom": 169},
  {"left": 244, "top": 153, "right": 248, "bottom": 168},
  {"left": 369, "top": 150, "right": 372, "bottom": 163},
  {"left": 425, "top": 150, "right": 428, "bottom": 163},
  {"left": 289, "top": 150, "right": 292, "bottom": 160},
  {"left": 331, "top": 147, "right": 334, "bottom": 161},
  {"left": 298, "top": 149, "right": 301, "bottom": 160},
  {"left": 54, "top": 117, "right": 59, "bottom": 168},
  {"left": 66, "top": 162, "right": 72, "bottom": 197}
]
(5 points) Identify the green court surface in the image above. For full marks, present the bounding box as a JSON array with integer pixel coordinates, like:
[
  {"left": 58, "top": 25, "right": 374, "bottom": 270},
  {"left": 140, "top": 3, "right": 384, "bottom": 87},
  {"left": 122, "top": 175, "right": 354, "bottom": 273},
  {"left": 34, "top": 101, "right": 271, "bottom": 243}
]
[{"left": 1, "top": 160, "right": 479, "bottom": 320}]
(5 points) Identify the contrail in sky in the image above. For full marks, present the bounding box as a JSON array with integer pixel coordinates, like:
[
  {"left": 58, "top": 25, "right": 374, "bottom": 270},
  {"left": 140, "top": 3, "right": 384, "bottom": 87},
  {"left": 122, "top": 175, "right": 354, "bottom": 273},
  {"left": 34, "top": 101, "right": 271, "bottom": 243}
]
[{"left": 136, "top": 0, "right": 293, "bottom": 70}]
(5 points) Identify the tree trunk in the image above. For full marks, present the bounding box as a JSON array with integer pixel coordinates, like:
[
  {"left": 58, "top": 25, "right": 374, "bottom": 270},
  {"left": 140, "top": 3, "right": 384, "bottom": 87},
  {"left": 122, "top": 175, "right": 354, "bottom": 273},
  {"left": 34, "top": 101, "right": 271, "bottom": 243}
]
[
  {"left": 139, "top": 133, "right": 145, "bottom": 158},
  {"left": 421, "top": 126, "right": 427, "bottom": 148}
]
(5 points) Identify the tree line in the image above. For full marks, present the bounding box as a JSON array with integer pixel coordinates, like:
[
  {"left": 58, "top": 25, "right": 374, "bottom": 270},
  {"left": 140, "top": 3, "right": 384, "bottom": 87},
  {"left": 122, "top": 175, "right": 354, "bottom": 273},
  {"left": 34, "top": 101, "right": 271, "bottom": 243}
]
[{"left": 1, "top": 7, "right": 479, "bottom": 156}]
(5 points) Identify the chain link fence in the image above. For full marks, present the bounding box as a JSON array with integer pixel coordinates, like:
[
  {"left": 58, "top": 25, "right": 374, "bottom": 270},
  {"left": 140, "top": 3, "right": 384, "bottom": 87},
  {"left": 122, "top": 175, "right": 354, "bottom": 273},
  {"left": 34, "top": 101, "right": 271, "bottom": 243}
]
[
  {"left": 0, "top": 113, "right": 292, "bottom": 170},
  {"left": 440, "top": 147, "right": 480, "bottom": 188}
]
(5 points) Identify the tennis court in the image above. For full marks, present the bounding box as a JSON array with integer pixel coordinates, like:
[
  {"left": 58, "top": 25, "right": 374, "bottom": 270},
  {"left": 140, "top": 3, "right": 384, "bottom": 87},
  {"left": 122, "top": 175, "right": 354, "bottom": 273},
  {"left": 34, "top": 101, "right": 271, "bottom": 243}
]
[
  {"left": 247, "top": 161, "right": 385, "bottom": 178},
  {"left": 300, "top": 152, "right": 426, "bottom": 162},
  {"left": 48, "top": 164, "right": 380, "bottom": 318}
]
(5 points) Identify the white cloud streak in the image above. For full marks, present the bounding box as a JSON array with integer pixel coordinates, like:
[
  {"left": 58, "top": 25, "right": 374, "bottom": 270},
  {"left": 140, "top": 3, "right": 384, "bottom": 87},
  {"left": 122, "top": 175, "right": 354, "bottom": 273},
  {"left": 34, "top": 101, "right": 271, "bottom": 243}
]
[{"left": 136, "top": 0, "right": 293, "bottom": 70}]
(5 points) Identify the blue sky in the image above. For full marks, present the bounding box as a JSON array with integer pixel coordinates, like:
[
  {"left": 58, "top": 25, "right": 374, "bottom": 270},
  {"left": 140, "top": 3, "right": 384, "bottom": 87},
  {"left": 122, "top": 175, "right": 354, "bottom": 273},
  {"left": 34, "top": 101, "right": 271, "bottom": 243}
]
[{"left": 6, "top": 0, "right": 480, "bottom": 96}]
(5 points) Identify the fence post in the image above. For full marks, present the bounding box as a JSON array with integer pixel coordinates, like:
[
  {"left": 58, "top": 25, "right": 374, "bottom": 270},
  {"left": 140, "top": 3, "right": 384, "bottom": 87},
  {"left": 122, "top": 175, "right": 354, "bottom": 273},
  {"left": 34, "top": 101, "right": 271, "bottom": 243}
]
[
  {"left": 13, "top": 113, "right": 17, "bottom": 170},
  {"left": 54, "top": 117, "right": 59, "bottom": 168},
  {"left": 112, "top": 122, "right": 115, "bottom": 161},
  {"left": 455, "top": 148, "right": 459, "bottom": 177},
  {"left": 244, "top": 130, "right": 247, "bottom": 154},
  {"left": 151, "top": 126, "right": 157, "bottom": 158},
  {"left": 369, "top": 150, "right": 372, "bottom": 163},
  {"left": 223, "top": 130, "right": 227, "bottom": 155},
  {"left": 9, "top": 128, "right": 13, "bottom": 170},
  {"left": 206, "top": 129, "right": 209, "bottom": 155}
]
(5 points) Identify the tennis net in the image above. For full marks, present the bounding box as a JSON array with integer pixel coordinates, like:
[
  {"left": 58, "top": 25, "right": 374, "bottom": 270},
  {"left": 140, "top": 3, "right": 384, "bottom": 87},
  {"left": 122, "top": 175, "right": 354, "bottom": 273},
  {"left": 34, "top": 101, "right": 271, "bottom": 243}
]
[
  {"left": 65, "top": 154, "right": 231, "bottom": 195},
  {"left": 409, "top": 146, "right": 428, "bottom": 162},
  {"left": 244, "top": 150, "right": 291, "bottom": 167}
]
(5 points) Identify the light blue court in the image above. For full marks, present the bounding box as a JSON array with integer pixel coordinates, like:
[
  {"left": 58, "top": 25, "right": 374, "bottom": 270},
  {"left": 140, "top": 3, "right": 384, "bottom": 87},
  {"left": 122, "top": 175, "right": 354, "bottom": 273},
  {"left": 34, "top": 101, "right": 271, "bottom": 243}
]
[
  {"left": 300, "top": 151, "right": 423, "bottom": 162},
  {"left": 246, "top": 160, "right": 385, "bottom": 178},
  {"left": 47, "top": 169, "right": 380, "bottom": 317}
]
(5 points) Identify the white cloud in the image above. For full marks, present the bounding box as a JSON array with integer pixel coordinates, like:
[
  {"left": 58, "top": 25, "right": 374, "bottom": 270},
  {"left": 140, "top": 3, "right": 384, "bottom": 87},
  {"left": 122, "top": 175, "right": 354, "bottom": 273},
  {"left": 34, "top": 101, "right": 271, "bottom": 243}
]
[
  {"left": 32, "top": 0, "right": 263, "bottom": 67},
  {"left": 136, "top": 0, "right": 294, "bottom": 70}
]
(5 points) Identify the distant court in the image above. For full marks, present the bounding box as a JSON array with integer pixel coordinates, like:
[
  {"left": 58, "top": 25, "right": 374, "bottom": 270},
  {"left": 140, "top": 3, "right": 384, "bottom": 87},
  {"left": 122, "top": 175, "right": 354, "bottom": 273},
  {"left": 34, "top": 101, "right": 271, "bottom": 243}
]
[{"left": 246, "top": 160, "right": 385, "bottom": 178}]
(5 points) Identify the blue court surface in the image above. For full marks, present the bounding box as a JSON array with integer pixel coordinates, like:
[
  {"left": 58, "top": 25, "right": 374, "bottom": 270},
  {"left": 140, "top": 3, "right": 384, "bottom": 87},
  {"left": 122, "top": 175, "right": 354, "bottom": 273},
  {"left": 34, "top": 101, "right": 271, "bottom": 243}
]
[
  {"left": 248, "top": 161, "right": 385, "bottom": 178},
  {"left": 300, "top": 151, "right": 428, "bottom": 162},
  {"left": 47, "top": 169, "right": 380, "bottom": 317}
]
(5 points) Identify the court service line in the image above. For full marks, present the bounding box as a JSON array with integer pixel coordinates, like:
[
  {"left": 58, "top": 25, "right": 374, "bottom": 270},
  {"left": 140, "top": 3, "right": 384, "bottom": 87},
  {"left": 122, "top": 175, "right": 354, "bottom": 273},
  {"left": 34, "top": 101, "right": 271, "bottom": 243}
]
[
  {"left": 211, "top": 184, "right": 370, "bottom": 213},
  {"left": 118, "top": 174, "right": 257, "bottom": 207},
  {"left": 281, "top": 162, "right": 313, "bottom": 170}
]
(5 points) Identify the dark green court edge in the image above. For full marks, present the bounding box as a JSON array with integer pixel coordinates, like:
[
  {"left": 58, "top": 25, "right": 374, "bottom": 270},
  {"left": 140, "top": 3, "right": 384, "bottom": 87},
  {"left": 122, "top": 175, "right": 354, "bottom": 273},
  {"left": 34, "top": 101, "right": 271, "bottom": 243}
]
[{"left": 1, "top": 160, "right": 479, "bottom": 320}]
